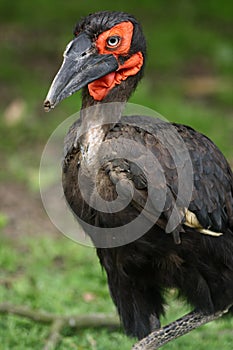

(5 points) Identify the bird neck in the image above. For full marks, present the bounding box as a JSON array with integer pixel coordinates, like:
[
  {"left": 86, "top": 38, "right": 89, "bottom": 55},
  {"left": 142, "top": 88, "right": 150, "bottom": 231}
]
[
  {"left": 81, "top": 81, "right": 133, "bottom": 108},
  {"left": 80, "top": 73, "right": 140, "bottom": 126},
  {"left": 78, "top": 74, "right": 140, "bottom": 167},
  {"left": 78, "top": 86, "right": 126, "bottom": 168}
]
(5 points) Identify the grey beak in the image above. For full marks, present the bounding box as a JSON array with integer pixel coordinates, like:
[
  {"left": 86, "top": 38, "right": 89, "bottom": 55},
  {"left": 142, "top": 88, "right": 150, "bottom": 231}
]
[{"left": 44, "top": 32, "right": 119, "bottom": 111}]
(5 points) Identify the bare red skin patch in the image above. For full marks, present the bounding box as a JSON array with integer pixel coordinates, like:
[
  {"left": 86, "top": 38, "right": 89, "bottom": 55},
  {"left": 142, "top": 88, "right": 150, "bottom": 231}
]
[
  {"left": 88, "top": 52, "right": 143, "bottom": 101},
  {"left": 88, "top": 22, "right": 144, "bottom": 101},
  {"left": 95, "top": 22, "right": 134, "bottom": 55}
]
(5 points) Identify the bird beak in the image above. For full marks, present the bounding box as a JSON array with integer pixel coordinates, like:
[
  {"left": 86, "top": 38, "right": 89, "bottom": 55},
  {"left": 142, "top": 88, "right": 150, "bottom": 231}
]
[{"left": 44, "top": 32, "right": 119, "bottom": 111}]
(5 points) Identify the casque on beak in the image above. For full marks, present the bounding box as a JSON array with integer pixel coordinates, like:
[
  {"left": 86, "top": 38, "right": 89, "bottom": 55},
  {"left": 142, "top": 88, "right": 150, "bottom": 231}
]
[{"left": 44, "top": 32, "right": 119, "bottom": 111}]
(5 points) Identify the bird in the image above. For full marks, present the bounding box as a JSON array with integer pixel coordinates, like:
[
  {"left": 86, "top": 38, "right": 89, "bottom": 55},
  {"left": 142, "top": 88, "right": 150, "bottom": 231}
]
[{"left": 44, "top": 11, "right": 233, "bottom": 349}]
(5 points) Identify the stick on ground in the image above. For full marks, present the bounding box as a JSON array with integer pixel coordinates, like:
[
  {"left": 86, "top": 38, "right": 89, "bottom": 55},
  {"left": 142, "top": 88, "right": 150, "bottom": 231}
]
[{"left": 0, "top": 302, "right": 120, "bottom": 350}]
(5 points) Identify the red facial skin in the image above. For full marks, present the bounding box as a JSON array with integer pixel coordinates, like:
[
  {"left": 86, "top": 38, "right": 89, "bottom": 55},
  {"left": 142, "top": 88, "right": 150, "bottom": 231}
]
[{"left": 88, "top": 22, "right": 143, "bottom": 101}]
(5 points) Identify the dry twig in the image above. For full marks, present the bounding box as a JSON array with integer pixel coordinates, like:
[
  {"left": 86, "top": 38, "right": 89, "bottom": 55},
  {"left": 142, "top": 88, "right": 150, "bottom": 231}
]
[{"left": 0, "top": 302, "right": 120, "bottom": 350}]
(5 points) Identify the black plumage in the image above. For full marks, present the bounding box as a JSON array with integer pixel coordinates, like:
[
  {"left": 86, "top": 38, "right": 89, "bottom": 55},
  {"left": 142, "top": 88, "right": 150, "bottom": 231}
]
[
  {"left": 44, "top": 11, "right": 233, "bottom": 347},
  {"left": 63, "top": 115, "right": 233, "bottom": 339}
]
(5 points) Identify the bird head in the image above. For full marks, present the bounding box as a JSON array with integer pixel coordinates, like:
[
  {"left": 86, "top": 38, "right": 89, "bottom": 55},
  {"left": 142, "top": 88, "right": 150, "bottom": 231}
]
[{"left": 44, "top": 11, "right": 146, "bottom": 110}]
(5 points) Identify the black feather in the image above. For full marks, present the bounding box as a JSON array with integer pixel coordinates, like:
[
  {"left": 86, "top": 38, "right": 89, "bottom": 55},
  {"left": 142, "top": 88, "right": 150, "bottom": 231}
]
[{"left": 58, "top": 11, "right": 233, "bottom": 340}]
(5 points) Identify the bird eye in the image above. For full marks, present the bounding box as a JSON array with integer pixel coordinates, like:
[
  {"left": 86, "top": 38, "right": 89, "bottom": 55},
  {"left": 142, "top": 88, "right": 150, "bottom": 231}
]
[{"left": 106, "top": 36, "right": 121, "bottom": 48}]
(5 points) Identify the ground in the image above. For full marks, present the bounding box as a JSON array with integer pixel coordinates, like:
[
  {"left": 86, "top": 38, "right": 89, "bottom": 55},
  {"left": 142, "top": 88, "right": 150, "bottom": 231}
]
[{"left": 0, "top": 183, "right": 58, "bottom": 238}]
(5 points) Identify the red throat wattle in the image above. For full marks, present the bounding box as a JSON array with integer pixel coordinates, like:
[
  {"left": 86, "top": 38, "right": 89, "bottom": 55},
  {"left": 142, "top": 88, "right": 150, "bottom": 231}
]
[{"left": 88, "top": 22, "right": 144, "bottom": 101}]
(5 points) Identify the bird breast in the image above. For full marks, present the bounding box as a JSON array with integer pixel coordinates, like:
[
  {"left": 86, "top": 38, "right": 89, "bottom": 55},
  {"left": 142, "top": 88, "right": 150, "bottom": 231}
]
[{"left": 80, "top": 125, "right": 106, "bottom": 171}]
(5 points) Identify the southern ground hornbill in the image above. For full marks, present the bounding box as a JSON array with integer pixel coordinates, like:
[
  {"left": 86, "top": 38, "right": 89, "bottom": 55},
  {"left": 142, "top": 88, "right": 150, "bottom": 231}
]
[{"left": 44, "top": 11, "right": 233, "bottom": 349}]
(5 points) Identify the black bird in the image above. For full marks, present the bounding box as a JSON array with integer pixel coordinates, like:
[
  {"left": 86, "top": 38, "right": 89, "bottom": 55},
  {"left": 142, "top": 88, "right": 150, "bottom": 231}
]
[{"left": 44, "top": 11, "right": 233, "bottom": 349}]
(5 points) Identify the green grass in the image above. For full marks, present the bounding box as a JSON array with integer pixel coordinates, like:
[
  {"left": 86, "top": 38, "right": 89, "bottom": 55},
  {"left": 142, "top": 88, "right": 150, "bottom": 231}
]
[
  {"left": 0, "top": 234, "right": 133, "bottom": 349},
  {"left": 0, "top": 0, "right": 232, "bottom": 349},
  {"left": 0, "top": 234, "right": 233, "bottom": 350}
]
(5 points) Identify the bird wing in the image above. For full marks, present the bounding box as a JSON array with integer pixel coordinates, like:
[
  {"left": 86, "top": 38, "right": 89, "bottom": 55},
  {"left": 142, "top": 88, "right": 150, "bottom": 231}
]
[
  {"left": 103, "top": 116, "right": 233, "bottom": 242},
  {"left": 173, "top": 123, "right": 233, "bottom": 233}
]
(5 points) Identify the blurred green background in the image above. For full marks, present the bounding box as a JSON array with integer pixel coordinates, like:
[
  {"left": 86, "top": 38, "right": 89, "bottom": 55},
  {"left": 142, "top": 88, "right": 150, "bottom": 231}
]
[{"left": 0, "top": 1, "right": 232, "bottom": 349}]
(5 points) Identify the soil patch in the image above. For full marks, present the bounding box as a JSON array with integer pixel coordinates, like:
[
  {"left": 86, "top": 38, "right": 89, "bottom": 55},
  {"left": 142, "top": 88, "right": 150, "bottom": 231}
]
[{"left": 0, "top": 182, "right": 59, "bottom": 238}]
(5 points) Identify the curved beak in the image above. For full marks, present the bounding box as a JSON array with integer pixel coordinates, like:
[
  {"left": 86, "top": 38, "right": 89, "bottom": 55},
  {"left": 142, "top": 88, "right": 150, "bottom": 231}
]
[{"left": 44, "top": 33, "right": 119, "bottom": 111}]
